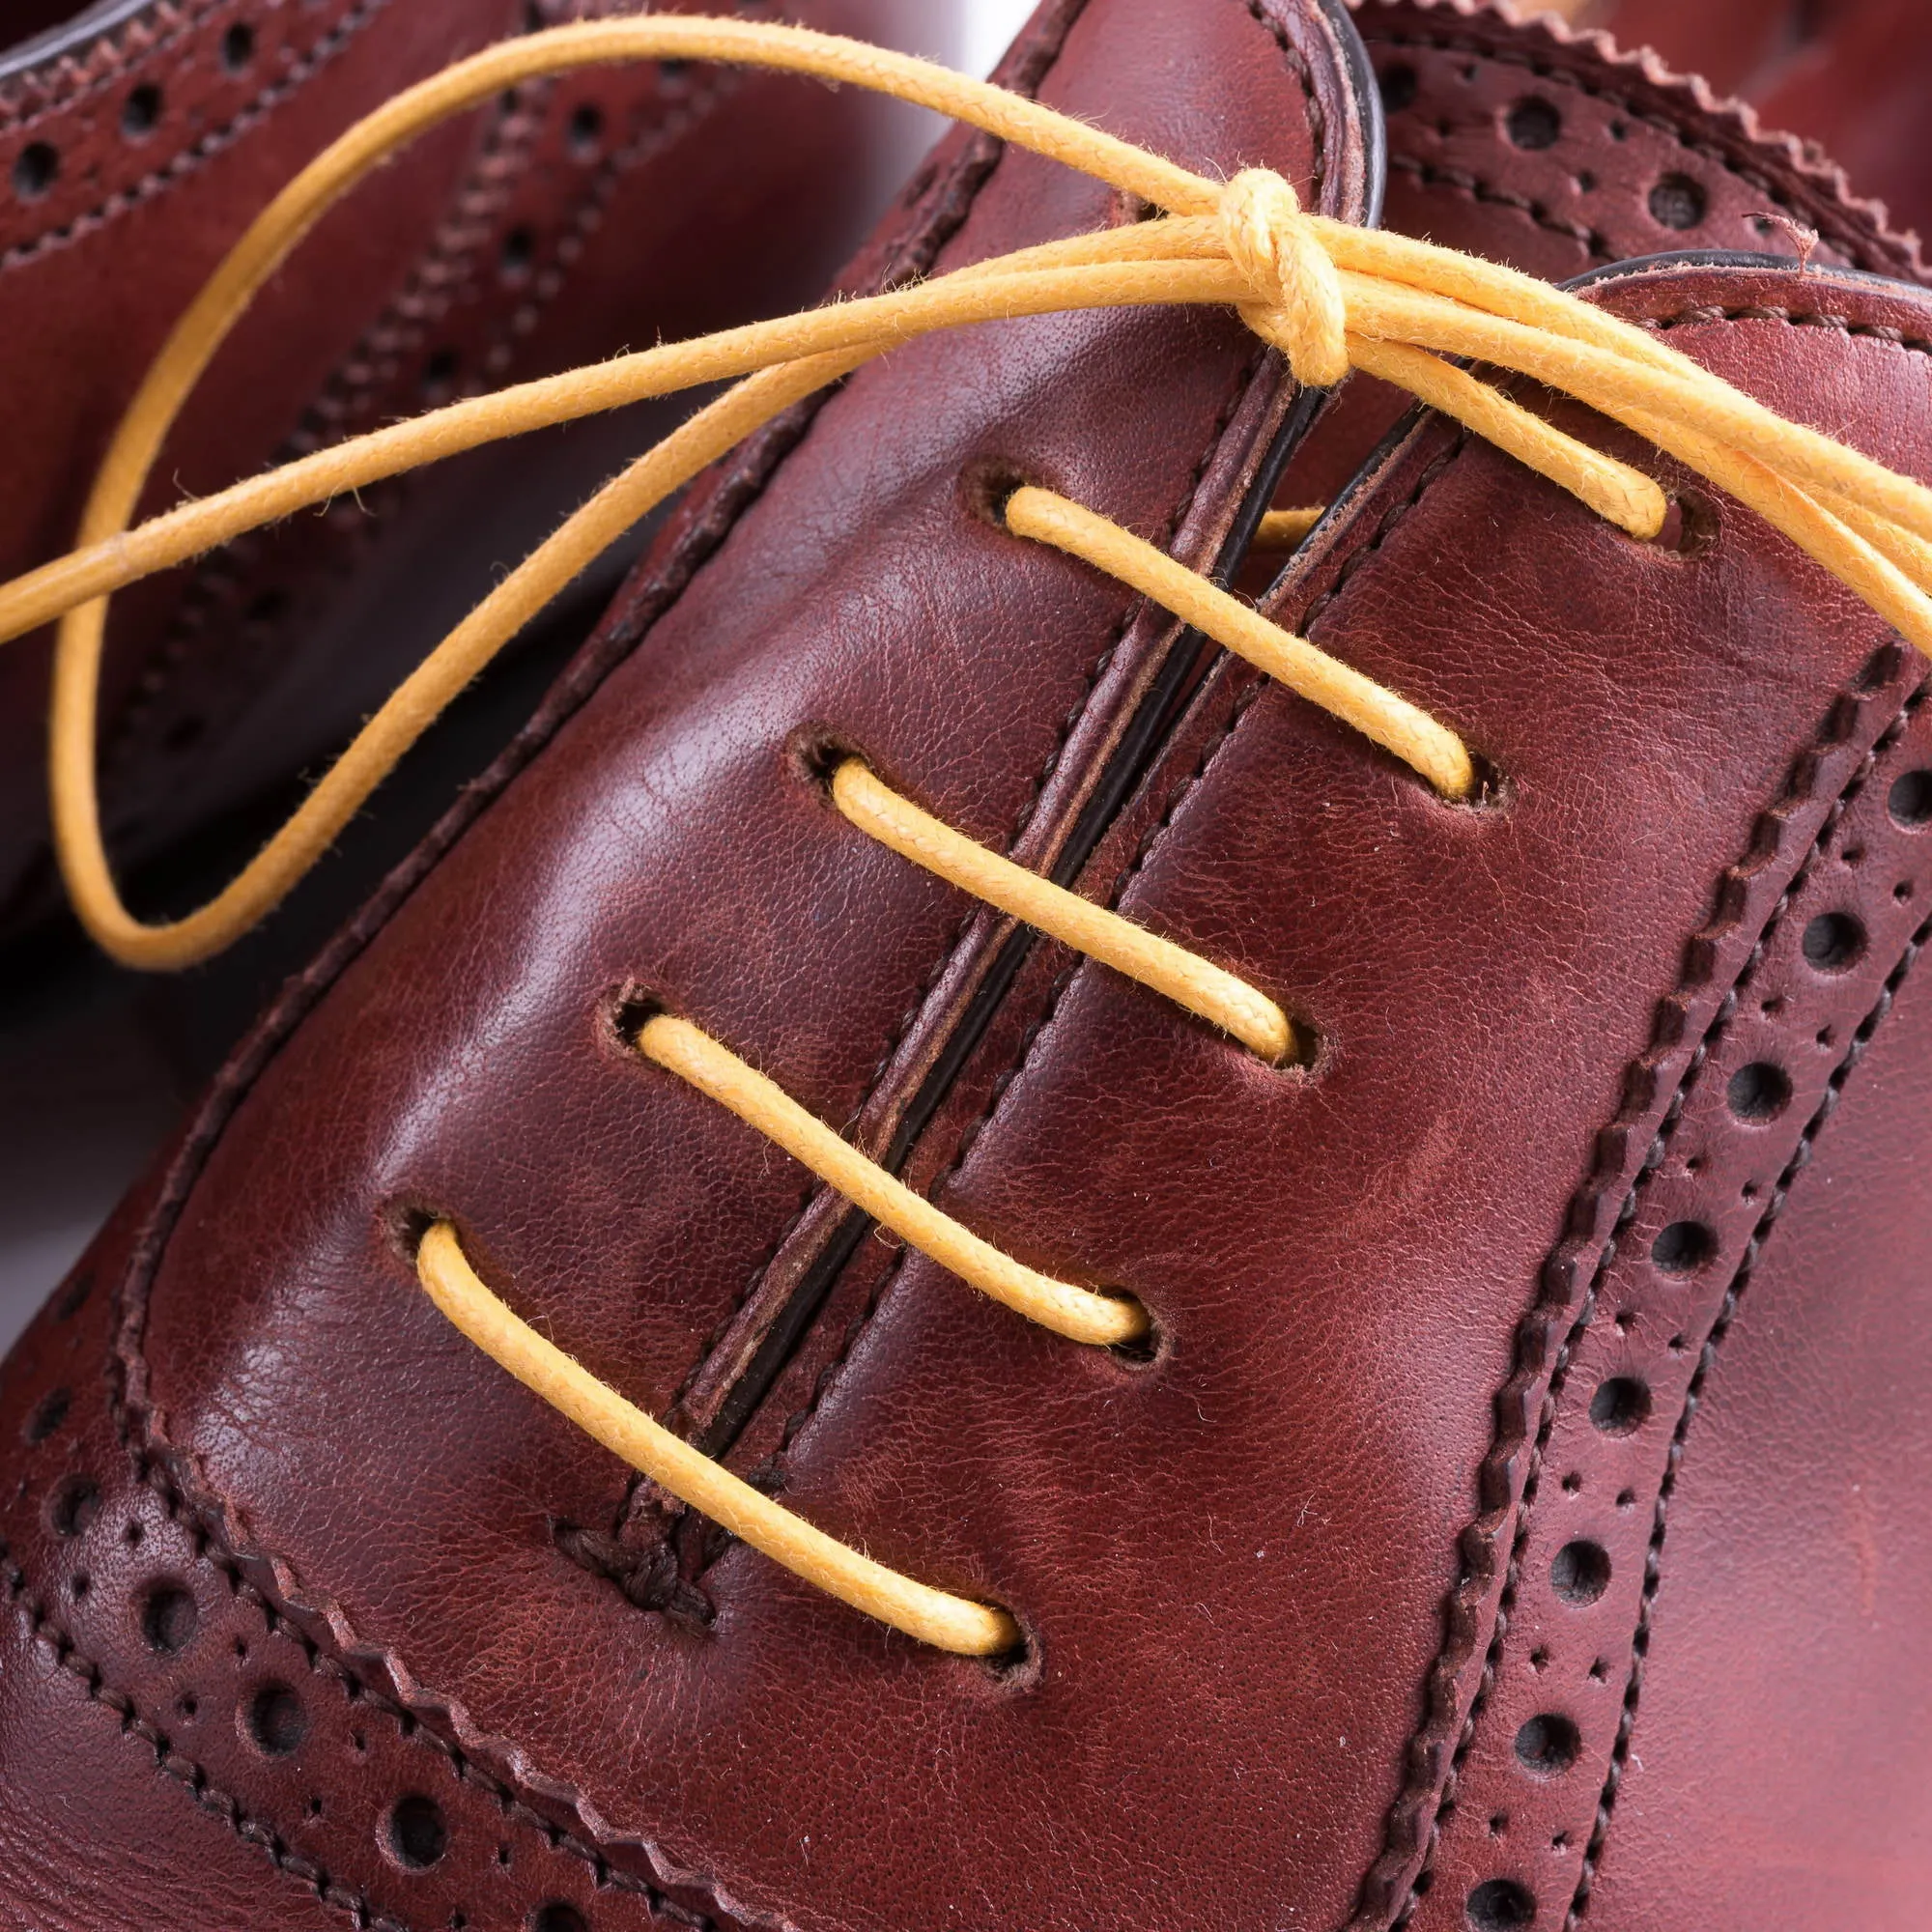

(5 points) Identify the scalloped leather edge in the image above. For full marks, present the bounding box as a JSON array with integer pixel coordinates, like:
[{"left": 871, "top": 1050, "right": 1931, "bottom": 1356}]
[{"left": 1353, "top": 0, "right": 1928, "bottom": 279}]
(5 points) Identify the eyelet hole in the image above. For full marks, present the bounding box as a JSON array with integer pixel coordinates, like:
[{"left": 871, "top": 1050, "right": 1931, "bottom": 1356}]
[
  {"left": 1105, "top": 1304, "right": 1166, "bottom": 1371},
  {"left": 1445, "top": 753, "right": 1511, "bottom": 816},
  {"left": 382, "top": 1203, "right": 438, "bottom": 1267},
  {"left": 785, "top": 724, "right": 867, "bottom": 797},
  {"left": 959, "top": 458, "right": 1033, "bottom": 530},
  {"left": 978, "top": 1617, "right": 1042, "bottom": 1690},
  {"left": 1641, "top": 491, "right": 1714, "bottom": 557},
  {"left": 604, "top": 986, "right": 668, "bottom": 1054}
]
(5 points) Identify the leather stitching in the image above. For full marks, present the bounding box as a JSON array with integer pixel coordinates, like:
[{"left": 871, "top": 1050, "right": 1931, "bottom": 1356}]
[
  {"left": 1387, "top": 149, "right": 1606, "bottom": 258},
  {"left": 1561, "top": 854, "right": 1924, "bottom": 1924},
  {"left": 1, "top": 0, "right": 241, "bottom": 123},
  {"left": 1244, "top": 0, "right": 1326, "bottom": 205},
  {"left": 619, "top": 0, "right": 1319, "bottom": 1554},
  {"left": 93, "top": 12, "right": 1895, "bottom": 1923},
  {"left": 0, "top": 0, "right": 393, "bottom": 274},
  {"left": 90, "top": 80, "right": 547, "bottom": 809},
  {"left": 691, "top": 332, "right": 1275, "bottom": 1527},
  {"left": 1404, "top": 665, "right": 1926, "bottom": 1926},
  {"left": 1651, "top": 301, "right": 1932, "bottom": 354},
  {"left": 760, "top": 434, "right": 1479, "bottom": 1491},
  {"left": 1355, "top": 680, "right": 1917, "bottom": 1923}
]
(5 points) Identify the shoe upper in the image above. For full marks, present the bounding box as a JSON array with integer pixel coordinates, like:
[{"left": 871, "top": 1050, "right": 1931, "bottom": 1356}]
[
  {"left": 0, "top": 0, "right": 949, "bottom": 939},
  {"left": 3, "top": 3, "right": 1931, "bottom": 1930},
  {"left": 1583, "top": 0, "right": 1932, "bottom": 244}
]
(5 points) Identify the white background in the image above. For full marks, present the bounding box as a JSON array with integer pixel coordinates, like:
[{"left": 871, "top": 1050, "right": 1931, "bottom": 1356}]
[{"left": 962, "top": 0, "right": 1039, "bottom": 76}]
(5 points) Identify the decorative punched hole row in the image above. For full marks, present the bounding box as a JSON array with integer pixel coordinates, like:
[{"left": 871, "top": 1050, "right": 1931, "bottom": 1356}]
[
  {"left": 77, "top": 1479, "right": 571, "bottom": 1918},
  {"left": 1376, "top": 64, "right": 1721, "bottom": 242},
  {"left": 1463, "top": 706, "right": 1932, "bottom": 1932}
]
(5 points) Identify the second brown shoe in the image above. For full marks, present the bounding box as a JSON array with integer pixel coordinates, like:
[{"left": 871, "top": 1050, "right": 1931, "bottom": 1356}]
[{"left": 0, "top": 0, "right": 956, "bottom": 942}]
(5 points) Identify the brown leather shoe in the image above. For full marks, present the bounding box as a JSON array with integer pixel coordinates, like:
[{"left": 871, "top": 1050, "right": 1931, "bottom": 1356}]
[
  {"left": 0, "top": 0, "right": 953, "bottom": 941},
  {"left": 5, "top": 3, "right": 1932, "bottom": 1930},
  {"left": 1272, "top": 0, "right": 1927, "bottom": 517},
  {"left": 1566, "top": 0, "right": 1932, "bottom": 243}
]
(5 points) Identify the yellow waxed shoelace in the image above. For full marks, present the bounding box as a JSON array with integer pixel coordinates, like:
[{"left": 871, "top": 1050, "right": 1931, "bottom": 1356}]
[{"left": 14, "top": 17, "right": 1932, "bottom": 1655}]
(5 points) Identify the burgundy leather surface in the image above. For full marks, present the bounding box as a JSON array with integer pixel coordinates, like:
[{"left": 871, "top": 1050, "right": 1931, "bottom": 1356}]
[
  {"left": 0, "top": 0, "right": 947, "bottom": 937},
  {"left": 1581, "top": 0, "right": 1932, "bottom": 246},
  {"left": 1585, "top": 834, "right": 1932, "bottom": 1930},
  {"left": 3, "top": 4, "right": 1932, "bottom": 1930}
]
